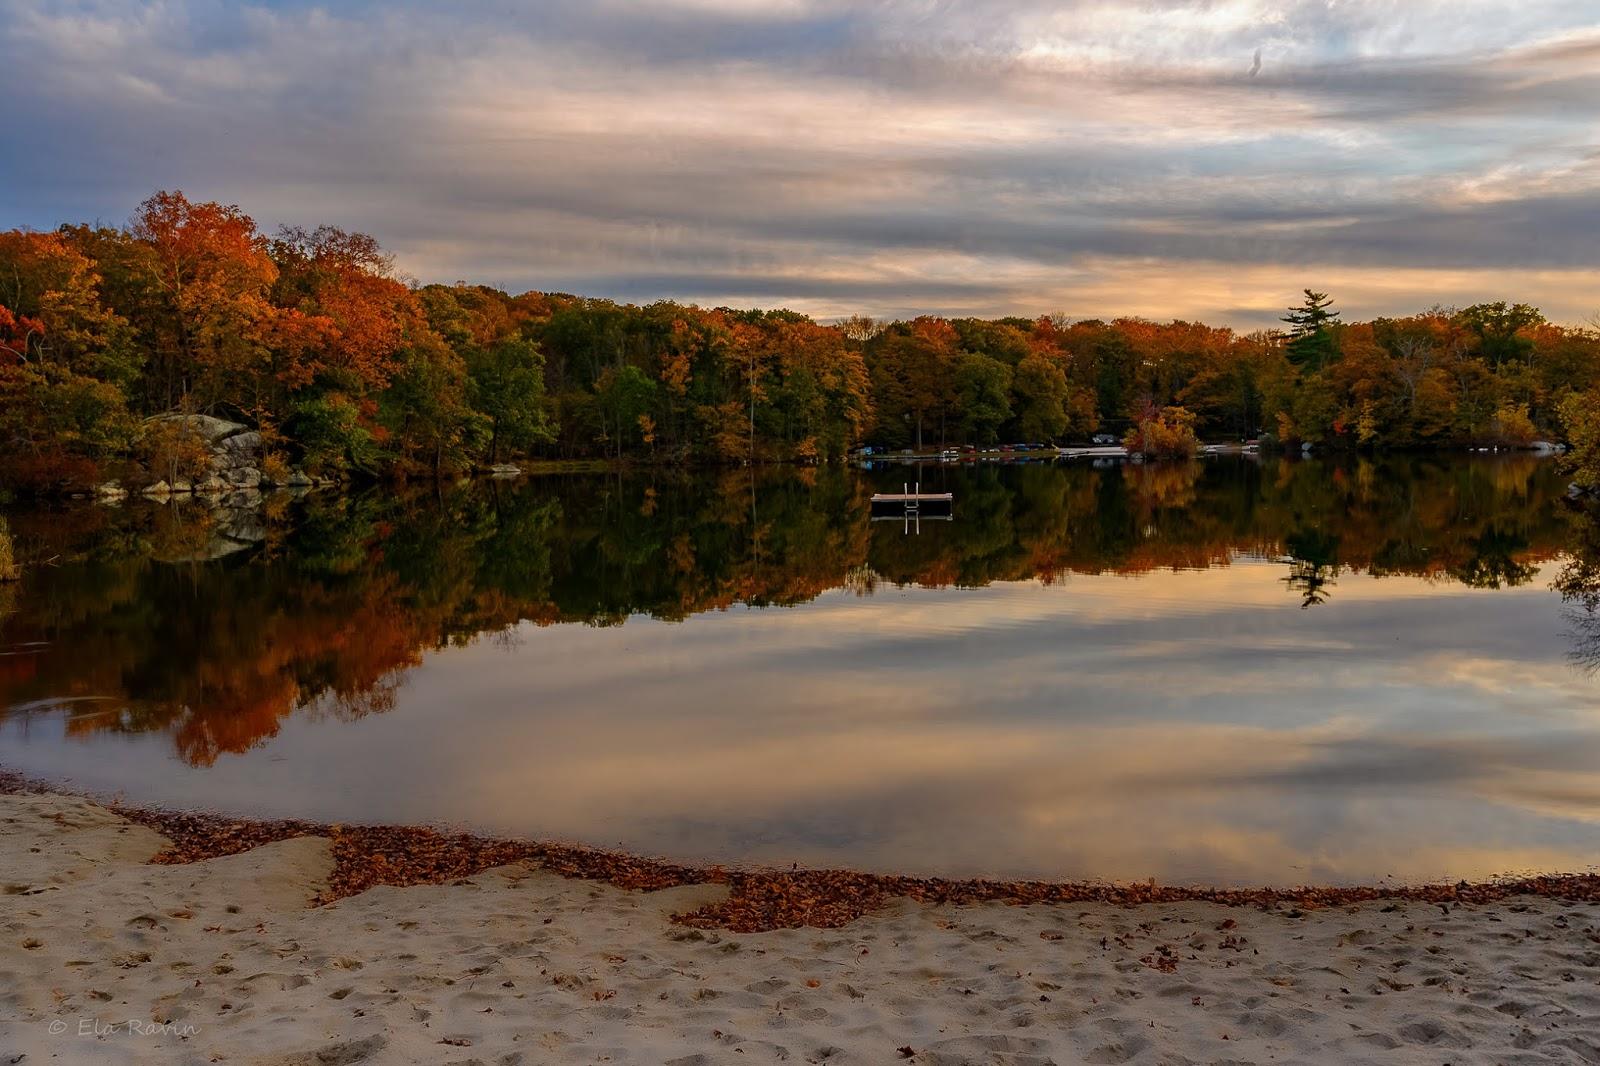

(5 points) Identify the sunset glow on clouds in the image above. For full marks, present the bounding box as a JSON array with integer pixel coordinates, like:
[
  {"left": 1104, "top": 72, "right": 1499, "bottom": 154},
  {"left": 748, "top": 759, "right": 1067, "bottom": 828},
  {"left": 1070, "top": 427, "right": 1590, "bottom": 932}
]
[{"left": 3, "top": 0, "right": 1599, "bottom": 326}]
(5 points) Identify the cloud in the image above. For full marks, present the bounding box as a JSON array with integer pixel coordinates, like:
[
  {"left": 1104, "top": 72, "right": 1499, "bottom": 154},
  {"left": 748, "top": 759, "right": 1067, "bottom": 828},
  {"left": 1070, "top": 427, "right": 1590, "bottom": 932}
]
[{"left": 1, "top": 0, "right": 1598, "bottom": 324}]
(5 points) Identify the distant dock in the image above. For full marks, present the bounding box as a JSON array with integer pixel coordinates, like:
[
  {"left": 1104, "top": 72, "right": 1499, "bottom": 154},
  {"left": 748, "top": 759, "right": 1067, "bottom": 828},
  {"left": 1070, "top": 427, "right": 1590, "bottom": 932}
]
[
  {"left": 1056, "top": 445, "right": 1129, "bottom": 458},
  {"left": 1057, "top": 443, "right": 1260, "bottom": 459}
]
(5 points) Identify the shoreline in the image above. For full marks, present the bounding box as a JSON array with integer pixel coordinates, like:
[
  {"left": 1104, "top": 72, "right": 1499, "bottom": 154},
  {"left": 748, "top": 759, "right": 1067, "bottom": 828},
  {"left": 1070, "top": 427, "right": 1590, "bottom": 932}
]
[
  {"left": 7, "top": 769, "right": 1600, "bottom": 934},
  {"left": 4, "top": 443, "right": 1572, "bottom": 502},
  {"left": 6, "top": 785, "right": 1600, "bottom": 1063}
]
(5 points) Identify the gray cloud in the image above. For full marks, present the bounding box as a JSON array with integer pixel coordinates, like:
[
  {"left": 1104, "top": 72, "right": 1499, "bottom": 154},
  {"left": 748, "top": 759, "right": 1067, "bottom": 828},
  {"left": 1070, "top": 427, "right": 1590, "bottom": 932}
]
[{"left": 1, "top": 0, "right": 1598, "bottom": 324}]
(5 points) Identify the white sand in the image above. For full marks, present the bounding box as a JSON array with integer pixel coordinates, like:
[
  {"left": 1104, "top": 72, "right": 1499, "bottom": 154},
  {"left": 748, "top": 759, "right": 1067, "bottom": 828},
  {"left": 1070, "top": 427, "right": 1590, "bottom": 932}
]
[{"left": 4, "top": 794, "right": 1600, "bottom": 1064}]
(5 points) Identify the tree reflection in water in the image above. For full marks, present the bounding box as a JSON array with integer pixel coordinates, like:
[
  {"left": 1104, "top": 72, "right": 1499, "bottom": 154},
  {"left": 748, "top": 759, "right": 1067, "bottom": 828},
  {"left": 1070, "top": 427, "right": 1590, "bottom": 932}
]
[
  {"left": 0, "top": 454, "right": 1585, "bottom": 765},
  {"left": 1556, "top": 500, "right": 1600, "bottom": 675}
]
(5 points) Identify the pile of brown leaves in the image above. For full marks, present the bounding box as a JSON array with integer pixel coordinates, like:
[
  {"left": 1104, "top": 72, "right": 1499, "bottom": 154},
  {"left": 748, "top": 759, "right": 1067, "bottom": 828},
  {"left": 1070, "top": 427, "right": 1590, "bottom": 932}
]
[
  {"left": 680, "top": 871, "right": 1600, "bottom": 933},
  {"left": 128, "top": 808, "right": 323, "bottom": 864},
  {"left": 7, "top": 769, "right": 1600, "bottom": 933},
  {"left": 315, "top": 826, "right": 709, "bottom": 904}
]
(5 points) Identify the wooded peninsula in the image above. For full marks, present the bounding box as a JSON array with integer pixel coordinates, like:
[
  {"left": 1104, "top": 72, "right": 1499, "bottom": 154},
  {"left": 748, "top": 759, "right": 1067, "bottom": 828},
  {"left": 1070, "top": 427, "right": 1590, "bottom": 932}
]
[{"left": 3, "top": 190, "right": 1599, "bottom": 493}]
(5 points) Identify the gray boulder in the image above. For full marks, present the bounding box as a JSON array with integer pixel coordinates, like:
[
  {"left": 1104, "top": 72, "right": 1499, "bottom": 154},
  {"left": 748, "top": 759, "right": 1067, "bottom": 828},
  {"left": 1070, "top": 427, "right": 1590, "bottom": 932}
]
[
  {"left": 151, "top": 413, "right": 247, "bottom": 443},
  {"left": 214, "top": 431, "right": 263, "bottom": 465}
]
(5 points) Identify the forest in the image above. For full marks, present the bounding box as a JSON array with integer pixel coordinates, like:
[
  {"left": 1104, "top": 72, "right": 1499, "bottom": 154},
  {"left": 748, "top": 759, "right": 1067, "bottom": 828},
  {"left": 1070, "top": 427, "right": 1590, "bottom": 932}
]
[{"left": 3, "top": 190, "right": 1600, "bottom": 492}]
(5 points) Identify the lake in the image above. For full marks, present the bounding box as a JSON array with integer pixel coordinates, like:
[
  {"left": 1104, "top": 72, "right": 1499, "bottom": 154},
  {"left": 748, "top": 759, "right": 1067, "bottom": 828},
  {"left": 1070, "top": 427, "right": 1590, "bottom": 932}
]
[{"left": 3, "top": 454, "right": 1599, "bottom": 887}]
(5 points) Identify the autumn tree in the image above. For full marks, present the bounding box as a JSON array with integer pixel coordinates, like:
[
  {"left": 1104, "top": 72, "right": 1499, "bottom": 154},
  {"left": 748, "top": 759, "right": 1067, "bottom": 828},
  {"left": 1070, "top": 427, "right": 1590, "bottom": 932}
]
[
  {"left": 764, "top": 318, "right": 872, "bottom": 461},
  {"left": 129, "top": 191, "right": 278, "bottom": 414},
  {"left": 866, "top": 317, "right": 958, "bottom": 450},
  {"left": 1561, "top": 391, "right": 1600, "bottom": 491},
  {"left": 0, "top": 233, "right": 138, "bottom": 487},
  {"left": 1124, "top": 403, "right": 1200, "bottom": 459},
  {"left": 270, "top": 225, "right": 412, "bottom": 399},
  {"left": 838, "top": 315, "right": 882, "bottom": 343}
]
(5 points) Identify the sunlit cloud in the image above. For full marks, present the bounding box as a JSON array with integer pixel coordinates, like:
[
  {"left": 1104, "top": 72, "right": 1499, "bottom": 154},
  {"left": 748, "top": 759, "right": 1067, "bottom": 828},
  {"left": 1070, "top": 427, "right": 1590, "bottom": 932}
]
[{"left": 1, "top": 0, "right": 1597, "bottom": 324}]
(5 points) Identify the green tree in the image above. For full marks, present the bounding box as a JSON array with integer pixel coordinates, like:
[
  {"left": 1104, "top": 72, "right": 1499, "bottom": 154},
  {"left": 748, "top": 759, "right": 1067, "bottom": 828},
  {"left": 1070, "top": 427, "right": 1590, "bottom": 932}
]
[
  {"left": 1011, "top": 353, "right": 1071, "bottom": 441},
  {"left": 1456, "top": 302, "right": 1544, "bottom": 369},
  {"left": 953, "top": 353, "right": 1013, "bottom": 445},
  {"left": 1281, "top": 290, "right": 1341, "bottom": 372},
  {"left": 291, "top": 392, "right": 379, "bottom": 476},
  {"left": 595, "top": 365, "right": 658, "bottom": 458},
  {"left": 379, "top": 337, "right": 477, "bottom": 477},
  {"left": 467, "top": 338, "right": 552, "bottom": 463}
]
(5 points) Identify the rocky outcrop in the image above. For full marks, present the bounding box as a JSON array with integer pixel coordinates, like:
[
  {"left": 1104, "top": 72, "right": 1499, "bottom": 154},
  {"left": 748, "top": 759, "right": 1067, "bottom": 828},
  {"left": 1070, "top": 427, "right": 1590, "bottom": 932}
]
[
  {"left": 127, "top": 416, "right": 341, "bottom": 561},
  {"left": 144, "top": 414, "right": 285, "bottom": 494},
  {"left": 159, "top": 413, "right": 247, "bottom": 443},
  {"left": 214, "top": 431, "right": 263, "bottom": 469}
]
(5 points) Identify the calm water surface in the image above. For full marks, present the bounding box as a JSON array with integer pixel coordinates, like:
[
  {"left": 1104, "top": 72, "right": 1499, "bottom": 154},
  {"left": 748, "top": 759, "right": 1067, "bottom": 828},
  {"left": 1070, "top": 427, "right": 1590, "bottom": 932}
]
[{"left": 4, "top": 455, "right": 1600, "bottom": 885}]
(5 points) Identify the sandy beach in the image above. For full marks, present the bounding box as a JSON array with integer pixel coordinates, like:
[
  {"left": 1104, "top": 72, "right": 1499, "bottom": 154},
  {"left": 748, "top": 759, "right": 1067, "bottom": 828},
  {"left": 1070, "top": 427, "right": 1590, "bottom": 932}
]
[{"left": 5, "top": 792, "right": 1600, "bottom": 1063}]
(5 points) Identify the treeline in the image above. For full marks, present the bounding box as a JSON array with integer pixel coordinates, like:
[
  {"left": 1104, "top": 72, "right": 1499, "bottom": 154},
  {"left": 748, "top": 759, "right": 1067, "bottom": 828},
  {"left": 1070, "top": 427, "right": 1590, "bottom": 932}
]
[{"left": 4, "top": 190, "right": 1600, "bottom": 490}]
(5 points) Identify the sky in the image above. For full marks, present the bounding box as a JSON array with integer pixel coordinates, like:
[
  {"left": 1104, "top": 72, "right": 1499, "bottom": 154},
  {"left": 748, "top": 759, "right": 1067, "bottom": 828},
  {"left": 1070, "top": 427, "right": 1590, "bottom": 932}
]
[{"left": 2, "top": 0, "right": 1599, "bottom": 328}]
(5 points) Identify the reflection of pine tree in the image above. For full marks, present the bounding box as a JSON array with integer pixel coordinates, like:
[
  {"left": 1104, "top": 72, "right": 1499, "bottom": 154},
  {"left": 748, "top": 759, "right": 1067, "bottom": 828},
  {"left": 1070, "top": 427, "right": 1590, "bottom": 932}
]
[{"left": 1282, "top": 527, "right": 1340, "bottom": 608}]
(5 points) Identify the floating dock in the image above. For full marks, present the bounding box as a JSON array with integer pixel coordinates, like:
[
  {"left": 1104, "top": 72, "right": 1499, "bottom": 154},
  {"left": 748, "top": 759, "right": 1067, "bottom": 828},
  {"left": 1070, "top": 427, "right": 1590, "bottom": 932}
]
[{"left": 870, "top": 483, "right": 953, "bottom": 514}]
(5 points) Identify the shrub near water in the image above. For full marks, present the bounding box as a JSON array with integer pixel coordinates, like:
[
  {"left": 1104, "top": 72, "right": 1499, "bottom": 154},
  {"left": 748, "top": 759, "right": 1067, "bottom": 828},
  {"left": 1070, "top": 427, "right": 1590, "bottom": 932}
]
[
  {"left": 1124, "top": 406, "right": 1200, "bottom": 459},
  {"left": 1561, "top": 391, "right": 1600, "bottom": 491},
  {"left": 0, "top": 517, "right": 19, "bottom": 582}
]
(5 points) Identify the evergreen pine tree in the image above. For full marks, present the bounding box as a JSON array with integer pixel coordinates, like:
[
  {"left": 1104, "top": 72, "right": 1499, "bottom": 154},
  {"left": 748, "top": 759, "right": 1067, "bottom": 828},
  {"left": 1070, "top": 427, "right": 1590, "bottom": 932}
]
[{"left": 1281, "top": 289, "right": 1341, "bottom": 371}]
